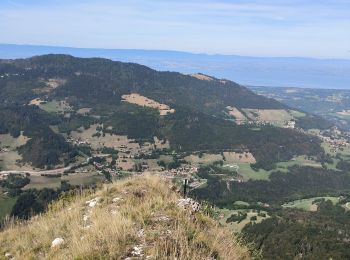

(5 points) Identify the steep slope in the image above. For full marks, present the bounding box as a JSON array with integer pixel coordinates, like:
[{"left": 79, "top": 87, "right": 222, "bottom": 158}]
[{"left": 0, "top": 175, "right": 249, "bottom": 259}]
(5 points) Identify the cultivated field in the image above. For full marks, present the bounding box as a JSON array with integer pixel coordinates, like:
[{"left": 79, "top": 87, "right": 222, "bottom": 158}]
[{"left": 122, "top": 93, "right": 175, "bottom": 116}]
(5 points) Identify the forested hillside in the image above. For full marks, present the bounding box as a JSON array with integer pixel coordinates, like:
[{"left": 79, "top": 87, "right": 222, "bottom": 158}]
[{"left": 0, "top": 55, "right": 320, "bottom": 170}]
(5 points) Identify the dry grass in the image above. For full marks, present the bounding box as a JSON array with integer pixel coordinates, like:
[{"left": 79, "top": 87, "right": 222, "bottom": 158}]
[
  {"left": 185, "top": 153, "right": 223, "bottom": 166},
  {"left": 32, "top": 78, "right": 66, "bottom": 94},
  {"left": 122, "top": 93, "right": 175, "bottom": 116},
  {"left": 224, "top": 152, "right": 256, "bottom": 164},
  {"left": 190, "top": 73, "right": 214, "bottom": 81},
  {"left": 29, "top": 98, "right": 44, "bottom": 106},
  {"left": 242, "top": 109, "right": 293, "bottom": 126},
  {"left": 0, "top": 175, "right": 249, "bottom": 259},
  {"left": 226, "top": 106, "right": 247, "bottom": 122}
]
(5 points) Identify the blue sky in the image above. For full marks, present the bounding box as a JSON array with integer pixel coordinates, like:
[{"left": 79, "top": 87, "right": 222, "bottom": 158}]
[{"left": 1, "top": 0, "right": 350, "bottom": 58}]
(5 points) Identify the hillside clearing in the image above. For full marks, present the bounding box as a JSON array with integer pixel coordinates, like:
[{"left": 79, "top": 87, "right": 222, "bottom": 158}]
[
  {"left": 282, "top": 196, "right": 340, "bottom": 211},
  {"left": 242, "top": 109, "right": 294, "bottom": 126},
  {"left": 190, "top": 73, "right": 214, "bottom": 81},
  {"left": 226, "top": 106, "right": 247, "bottom": 123},
  {"left": 219, "top": 208, "right": 270, "bottom": 232},
  {"left": 122, "top": 93, "right": 175, "bottom": 116}
]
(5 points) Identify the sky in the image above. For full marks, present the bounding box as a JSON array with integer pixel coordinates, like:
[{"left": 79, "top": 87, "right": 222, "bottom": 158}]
[{"left": 0, "top": 0, "right": 350, "bottom": 59}]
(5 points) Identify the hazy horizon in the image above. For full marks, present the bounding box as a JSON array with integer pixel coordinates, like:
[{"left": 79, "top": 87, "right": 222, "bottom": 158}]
[
  {"left": 1, "top": 43, "right": 349, "bottom": 89},
  {"left": 1, "top": 42, "right": 350, "bottom": 61},
  {"left": 1, "top": 0, "right": 350, "bottom": 59}
]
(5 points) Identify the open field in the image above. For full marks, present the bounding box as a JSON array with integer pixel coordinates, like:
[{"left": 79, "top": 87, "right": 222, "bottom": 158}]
[
  {"left": 224, "top": 152, "right": 256, "bottom": 164},
  {"left": 76, "top": 107, "right": 92, "bottom": 115},
  {"left": 190, "top": 73, "right": 214, "bottom": 81},
  {"left": 289, "top": 109, "right": 306, "bottom": 118},
  {"left": 233, "top": 163, "right": 271, "bottom": 181},
  {"left": 226, "top": 106, "right": 247, "bottom": 122},
  {"left": 275, "top": 156, "right": 322, "bottom": 170},
  {"left": 282, "top": 196, "right": 340, "bottom": 211},
  {"left": 219, "top": 208, "right": 270, "bottom": 232},
  {"left": 242, "top": 109, "right": 294, "bottom": 126},
  {"left": 116, "top": 157, "right": 134, "bottom": 171},
  {"left": 32, "top": 78, "right": 66, "bottom": 94},
  {"left": 185, "top": 152, "right": 256, "bottom": 166},
  {"left": 24, "top": 175, "right": 61, "bottom": 190},
  {"left": 185, "top": 153, "right": 222, "bottom": 166},
  {"left": 39, "top": 100, "right": 72, "bottom": 113},
  {"left": 0, "top": 133, "right": 29, "bottom": 149},
  {"left": 29, "top": 98, "right": 44, "bottom": 106},
  {"left": 0, "top": 133, "right": 32, "bottom": 171},
  {"left": 0, "top": 194, "right": 17, "bottom": 220},
  {"left": 322, "top": 141, "right": 350, "bottom": 158},
  {"left": 154, "top": 136, "right": 170, "bottom": 150},
  {"left": 24, "top": 172, "right": 104, "bottom": 190},
  {"left": 223, "top": 154, "right": 332, "bottom": 182},
  {"left": 0, "top": 151, "right": 32, "bottom": 171},
  {"left": 71, "top": 124, "right": 141, "bottom": 150},
  {"left": 62, "top": 172, "right": 104, "bottom": 186},
  {"left": 29, "top": 98, "right": 72, "bottom": 113},
  {"left": 122, "top": 93, "right": 175, "bottom": 116}
]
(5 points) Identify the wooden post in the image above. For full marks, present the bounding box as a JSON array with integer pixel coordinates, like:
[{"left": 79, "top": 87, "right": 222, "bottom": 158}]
[{"left": 183, "top": 178, "right": 188, "bottom": 197}]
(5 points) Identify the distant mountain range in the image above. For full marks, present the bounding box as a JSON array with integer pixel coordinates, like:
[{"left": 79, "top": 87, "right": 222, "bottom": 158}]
[{"left": 1, "top": 43, "right": 349, "bottom": 89}]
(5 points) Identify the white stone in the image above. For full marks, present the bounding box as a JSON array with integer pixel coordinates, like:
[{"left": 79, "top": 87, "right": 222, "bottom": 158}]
[
  {"left": 112, "top": 197, "right": 122, "bottom": 203},
  {"left": 4, "top": 252, "right": 13, "bottom": 258},
  {"left": 136, "top": 229, "right": 145, "bottom": 238},
  {"left": 131, "top": 245, "right": 143, "bottom": 257},
  {"left": 177, "top": 198, "right": 200, "bottom": 212},
  {"left": 51, "top": 237, "right": 64, "bottom": 248},
  {"left": 85, "top": 197, "right": 100, "bottom": 207}
]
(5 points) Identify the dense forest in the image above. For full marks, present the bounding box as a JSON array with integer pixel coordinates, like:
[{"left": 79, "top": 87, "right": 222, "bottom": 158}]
[
  {"left": 243, "top": 201, "right": 350, "bottom": 259},
  {"left": 191, "top": 166, "right": 350, "bottom": 205}
]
